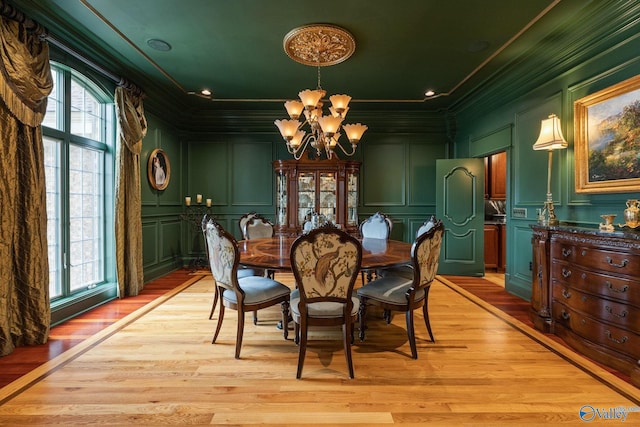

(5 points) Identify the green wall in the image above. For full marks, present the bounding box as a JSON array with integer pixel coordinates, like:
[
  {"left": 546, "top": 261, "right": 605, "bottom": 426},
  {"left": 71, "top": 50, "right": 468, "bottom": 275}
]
[
  {"left": 141, "top": 113, "right": 185, "bottom": 282},
  {"left": 140, "top": 109, "right": 449, "bottom": 282},
  {"left": 141, "top": 2, "right": 640, "bottom": 298},
  {"left": 452, "top": 1, "right": 640, "bottom": 299}
]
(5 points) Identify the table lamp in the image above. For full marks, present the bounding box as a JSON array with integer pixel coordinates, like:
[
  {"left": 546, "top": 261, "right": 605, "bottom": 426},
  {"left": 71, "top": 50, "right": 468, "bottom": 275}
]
[{"left": 533, "top": 114, "right": 568, "bottom": 226}]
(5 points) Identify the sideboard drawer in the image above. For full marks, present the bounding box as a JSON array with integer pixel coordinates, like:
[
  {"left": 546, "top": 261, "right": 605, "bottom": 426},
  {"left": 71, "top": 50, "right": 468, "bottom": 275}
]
[
  {"left": 551, "top": 243, "right": 640, "bottom": 276},
  {"left": 550, "top": 263, "right": 638, "bottom": 304},
  {"left": 532, "top": 224, "right": 640, "bottom": 387},
  {"left": 552, "top": 283, "right": 640, "bottom": 330},
  {"left": 552, "top": 301, "right": 639, "bottom": 359}
]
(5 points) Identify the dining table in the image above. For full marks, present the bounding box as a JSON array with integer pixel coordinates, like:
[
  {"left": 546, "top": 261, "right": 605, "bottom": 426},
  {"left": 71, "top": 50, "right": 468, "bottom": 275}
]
[{"left": 237, "top": 235, "right": 412, "bottom": 271}]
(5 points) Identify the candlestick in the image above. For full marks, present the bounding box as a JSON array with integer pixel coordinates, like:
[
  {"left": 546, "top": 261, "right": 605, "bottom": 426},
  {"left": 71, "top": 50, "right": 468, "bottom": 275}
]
[
  {"left": 185, "top": 196, "right": 191, "bottom": 206},
  {"left": 206, "top": 198, "right": 212, "bottom": 207},
  {"left": 196, "top": 194, "right": 203, "bottom": 204}
]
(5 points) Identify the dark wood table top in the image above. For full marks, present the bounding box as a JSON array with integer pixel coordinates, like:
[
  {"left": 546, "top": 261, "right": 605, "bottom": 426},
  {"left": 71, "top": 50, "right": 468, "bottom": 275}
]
[{"left": 238, "top": 236, "right": 412, "bottom": 271}]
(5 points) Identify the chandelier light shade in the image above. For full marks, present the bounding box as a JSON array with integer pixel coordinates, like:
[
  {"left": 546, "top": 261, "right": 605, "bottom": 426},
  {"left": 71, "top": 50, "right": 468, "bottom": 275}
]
[
  {"left": 533, "top": 114, "right": 568, "bottom": 226},
  {"left": 275, "top": 24, "right": 367, "bottom": 160}
]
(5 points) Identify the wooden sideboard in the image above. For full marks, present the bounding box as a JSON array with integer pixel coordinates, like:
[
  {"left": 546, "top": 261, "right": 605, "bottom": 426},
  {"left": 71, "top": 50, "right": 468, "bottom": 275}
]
[{"left": 530, "top": 224, "right": 640, "bottom": 387}]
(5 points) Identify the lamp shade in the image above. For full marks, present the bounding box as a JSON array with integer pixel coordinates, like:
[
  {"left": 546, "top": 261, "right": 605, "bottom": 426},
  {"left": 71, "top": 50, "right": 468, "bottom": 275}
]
[
  {"left": 329, "top": 94, "right": 351, "bottom": 114},
  {"left": 298, "top": 89, "right": 325, "bottom": 108},
  {"left": 284, "top": 100, "right": 304, "bottom": 119},
  {"left": 274, "top": 119, "right": 301, "bottom": 140},
  {"left": 533, "top": 114, "right": 568, "bottom": 151},
  {"left": 342, "top": 123, "right": 368, "bottom": 143},
  {"left": 317, "top": 115, "right": 343, "bottom": 135},
  {"left": 290, "top": 130, "right": 305, "bottom": 147}
]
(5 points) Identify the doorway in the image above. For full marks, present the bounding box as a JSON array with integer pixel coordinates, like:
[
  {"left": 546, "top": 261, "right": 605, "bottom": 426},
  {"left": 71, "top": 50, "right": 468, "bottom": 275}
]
[{"left": 484, "top": 151, "right": 507, "bottom": 286}]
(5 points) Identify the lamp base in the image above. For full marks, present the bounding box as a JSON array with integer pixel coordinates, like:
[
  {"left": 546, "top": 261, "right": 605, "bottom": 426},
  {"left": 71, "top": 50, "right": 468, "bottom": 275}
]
[{"left": 537, "top": 199, "right": 559, "bottom": 226}]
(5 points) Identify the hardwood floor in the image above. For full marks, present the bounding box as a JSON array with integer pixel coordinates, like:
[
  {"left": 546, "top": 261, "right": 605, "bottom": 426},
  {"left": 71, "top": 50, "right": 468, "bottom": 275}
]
[
  {"left": 0, "top": 269, "right": 632, "bottom": 389},
  {"left": 0, "top": 269, "right": 194, "bottom": 388},
  {"left": 0, "top": 270, "right": 638, "bottom": 426}
]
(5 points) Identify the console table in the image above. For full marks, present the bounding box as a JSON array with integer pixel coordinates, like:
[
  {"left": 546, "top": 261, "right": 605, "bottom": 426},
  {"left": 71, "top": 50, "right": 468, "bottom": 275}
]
[{"left": 530, "top": 224, "right": 640, "bottom": 387}]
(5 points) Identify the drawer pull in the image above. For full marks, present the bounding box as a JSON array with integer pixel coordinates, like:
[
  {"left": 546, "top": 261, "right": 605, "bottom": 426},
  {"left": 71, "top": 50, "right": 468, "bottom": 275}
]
[
  {"left": 560, "top": 310, "right": 570, "bottom": 320},
  {"left": 605, "top": 306, "right": 628, "bottom": 318},
  {"left": 561, "top": 248, "right": 572, "bottom": 257},
  {"left": 606, "top": 257, "right": 629, "bottom": 268},
  {"left": 561, "top": 289, "right": 571, "bottom": 299},
  {"left": 605, "top": 330, "right": 628, "bottom": 344},
  {"left": 606, "top": 282, "right": 629, "bottom": 293},
  {"left": 561, "top": 269, "right": 571, "bottom": 278}
]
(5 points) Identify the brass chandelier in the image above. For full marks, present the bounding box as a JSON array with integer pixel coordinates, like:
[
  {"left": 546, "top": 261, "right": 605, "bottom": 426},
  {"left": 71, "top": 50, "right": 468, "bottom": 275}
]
[{"left": 274, "top": 24, "right": 367, "bottom": 160}]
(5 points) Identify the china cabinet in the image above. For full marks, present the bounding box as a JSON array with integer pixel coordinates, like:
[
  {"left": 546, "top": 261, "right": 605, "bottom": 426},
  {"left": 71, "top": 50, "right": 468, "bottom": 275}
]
[{"left": 273, "top": 157, "right": 360, "bottom": 236}]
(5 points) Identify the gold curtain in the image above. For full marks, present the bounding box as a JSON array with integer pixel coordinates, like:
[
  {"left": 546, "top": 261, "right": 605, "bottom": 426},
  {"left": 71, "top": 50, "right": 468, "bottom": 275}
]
[
  {"left": 0, "top": 17, "right": 53, "bottom": 356},
  {"left": 114, "top": 86, "right": 147, "bottom": 297}
]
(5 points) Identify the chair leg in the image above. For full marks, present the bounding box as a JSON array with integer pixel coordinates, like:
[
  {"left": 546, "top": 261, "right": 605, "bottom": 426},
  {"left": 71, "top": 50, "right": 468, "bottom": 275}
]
[
  {"left": 343, "top": 322, "right": 355, "bottom": 379},
  {"left": 296, "top": 319, "right": 308, "bottom": 379},
  {"left": 383, "top": 309, "right": 391, "bottom": 324},
  {"left": 281, "top": 301, "right": 289, "bottom": 340},
  {"left": 253, "top": 311, "right": 258, "bottom": 325},
  {"left": 235, "top": 309, "right": 245, "bottom": 359},
  {"left": 294, "top": 321, "right": 300, "bottom": 345},
  {"left": 406, "top": 309, "right": 418, "bottom": 359},
  {"left": 423, "top": 303, "right": 435, "bottom": 342},
  {"left": 212, "top": 299, "right": 225, "bottom": 344},
  {"left": 358, "top": 298, "right": 367, "bottom": 341},
  {"left": 208, "top": 285, "right": 219, "bottom": 320}
]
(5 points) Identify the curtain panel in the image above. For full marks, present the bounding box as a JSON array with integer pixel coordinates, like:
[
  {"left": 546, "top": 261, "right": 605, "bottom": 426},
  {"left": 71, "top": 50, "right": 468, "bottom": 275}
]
[
  {"left": 114, "top": 86, "right": 147, "bottom": 297},
  {"left": 0, "top": 17, "right": 53, "bottom": 356}
]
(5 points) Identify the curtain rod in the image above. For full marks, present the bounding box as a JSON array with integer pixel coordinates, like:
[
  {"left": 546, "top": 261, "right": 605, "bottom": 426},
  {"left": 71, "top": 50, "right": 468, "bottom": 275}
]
[{"left": 0, "top": 0, "right": 143, "bottom": 96}]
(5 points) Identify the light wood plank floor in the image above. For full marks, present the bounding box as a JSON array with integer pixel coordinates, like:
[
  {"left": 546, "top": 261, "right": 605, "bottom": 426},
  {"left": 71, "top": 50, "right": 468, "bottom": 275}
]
[{"left": 0, "top": 273, "right": 638, "bottom": 426}]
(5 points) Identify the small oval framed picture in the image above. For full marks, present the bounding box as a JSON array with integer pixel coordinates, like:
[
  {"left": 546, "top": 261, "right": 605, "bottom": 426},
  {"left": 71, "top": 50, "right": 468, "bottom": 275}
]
[{"left": 148, "top": 148, "right": 170, "bottom": 191}]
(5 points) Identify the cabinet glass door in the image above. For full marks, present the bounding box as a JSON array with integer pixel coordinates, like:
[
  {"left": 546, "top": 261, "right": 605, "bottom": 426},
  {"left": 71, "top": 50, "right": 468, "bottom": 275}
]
[
  {"left": 275, "top": 171, "right": 287, "bottom": 226},
  {"left": 319, "top": 172, "right": 336, "bottom": 223},
  {"left": 347, "top": 172, "right": 358, "bottom": 226},
  {"left": 298, "top": 172, "right": 315, "bottom": 226}
]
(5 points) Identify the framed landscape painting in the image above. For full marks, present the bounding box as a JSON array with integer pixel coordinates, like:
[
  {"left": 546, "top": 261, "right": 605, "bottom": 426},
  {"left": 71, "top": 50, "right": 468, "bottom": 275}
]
[{"left": 574, "top": 74, "right": 640, "bottom": 193}]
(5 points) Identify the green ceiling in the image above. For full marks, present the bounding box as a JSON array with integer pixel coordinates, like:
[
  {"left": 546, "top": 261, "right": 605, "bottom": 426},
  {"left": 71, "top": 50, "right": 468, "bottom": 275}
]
[{"left": 6, "top": 0, "right": 592, "bottom": 115}]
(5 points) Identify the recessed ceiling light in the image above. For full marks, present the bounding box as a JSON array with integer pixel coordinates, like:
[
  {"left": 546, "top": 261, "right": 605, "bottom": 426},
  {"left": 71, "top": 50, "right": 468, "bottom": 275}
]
[
  {"left": 201, "top": 89, "right": 212, "bottom": 96},
  {"left": 147, "top": 39, "right": 172, "bottom": 52},
  {"left": 424, "top": 90, "right": 435, "bottom": 97}
]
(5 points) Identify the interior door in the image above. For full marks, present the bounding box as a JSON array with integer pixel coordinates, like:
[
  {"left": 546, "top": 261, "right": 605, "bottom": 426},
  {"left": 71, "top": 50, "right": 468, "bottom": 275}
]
[{"left": 435, "top": 158, "right": 485, "bottom": 276}]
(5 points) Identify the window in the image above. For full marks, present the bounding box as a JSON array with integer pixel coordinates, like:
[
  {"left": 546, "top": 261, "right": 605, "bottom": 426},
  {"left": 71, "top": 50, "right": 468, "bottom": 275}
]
[{"left": 43, "top": 62, "right": 116, "bottom": 320}]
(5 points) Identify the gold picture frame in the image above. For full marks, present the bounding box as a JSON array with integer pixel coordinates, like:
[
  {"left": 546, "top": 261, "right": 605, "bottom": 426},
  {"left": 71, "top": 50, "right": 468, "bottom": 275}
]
[
  {"left": 574, "top": 74, "right": 640, "bottom": 193},
  {"left": 148, "top": 148, "right": 170, "bottom": 191}
]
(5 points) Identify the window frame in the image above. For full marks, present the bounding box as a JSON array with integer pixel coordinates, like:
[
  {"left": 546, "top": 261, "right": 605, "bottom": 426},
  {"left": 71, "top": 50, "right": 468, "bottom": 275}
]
[{"left": 43, "top": 56, "right": 118, "bottom": 325}]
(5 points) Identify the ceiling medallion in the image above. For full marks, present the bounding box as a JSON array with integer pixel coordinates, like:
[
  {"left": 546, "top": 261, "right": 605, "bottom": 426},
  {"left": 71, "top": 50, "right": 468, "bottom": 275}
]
[{"left": 283, "top": 24, "right": 356, "bottom": 67}]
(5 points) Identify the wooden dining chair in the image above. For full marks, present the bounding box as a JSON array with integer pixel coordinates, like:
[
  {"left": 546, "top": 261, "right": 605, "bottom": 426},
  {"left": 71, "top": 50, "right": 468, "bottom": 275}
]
[
  {"left": 203, "top": 214, "right": 261, "bottom": 320},
  {"left": 289, "top": 224, "right": 362, "bottom": 379},
  {"left": 357, "top": 218, "right": 444, "bottom": 359},
  {"left": 379, "top": 215, "right": 438, "bottom": 280},
  {"left": 238, "top": 211, "right": 258, "bottom": 239},
  {"left": 359, "top": 212, "right": 392, "bottom": 285},
  {"left": 204, "top": 218, "right": 290, "bottom": 359}
]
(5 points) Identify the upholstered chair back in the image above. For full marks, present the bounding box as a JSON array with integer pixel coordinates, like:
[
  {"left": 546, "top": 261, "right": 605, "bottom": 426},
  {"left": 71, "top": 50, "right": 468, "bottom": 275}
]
[
  {"left": 413, "top": 220, "right": 444, "bottom": 289},
  {"left": 244, "top": 215, "right": 274, "bottom": 240},
  {"left": 204, "top": 219, "right": 239, "bottom": 292},
  {"left": 238, "top": 212, "right": 258, "bottom": 239},
  {"left": 291, "top": 225, "right": 362, "bottom": 303},
  {"left": 416, "top": 215, "right": 437, "bottom": 238},
  {"left": 360, "top": 212, "right": 391, "bottom": 240}
]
